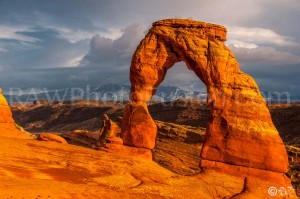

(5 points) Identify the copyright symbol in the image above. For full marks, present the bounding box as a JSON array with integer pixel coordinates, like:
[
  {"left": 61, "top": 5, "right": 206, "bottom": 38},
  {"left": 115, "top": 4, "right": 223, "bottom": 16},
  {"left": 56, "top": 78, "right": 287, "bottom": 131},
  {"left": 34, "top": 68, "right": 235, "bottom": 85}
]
[{"left": 268, "top": 187, "right": 278, "bottom": 196}]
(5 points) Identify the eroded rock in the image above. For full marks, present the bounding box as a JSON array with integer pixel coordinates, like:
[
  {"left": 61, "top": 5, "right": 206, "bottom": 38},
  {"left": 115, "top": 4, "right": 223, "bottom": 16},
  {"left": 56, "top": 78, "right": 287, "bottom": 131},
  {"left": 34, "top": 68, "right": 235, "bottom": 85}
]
[
  {"left": 121, "top": 18, "right": 289, "bottom": 174},
  {"left": 99, "top": 114, "right": 121, "bottom": 141},
  {"left": 0, "top": 88, "right": 30, "bottom": 139},
  {"left": 38, "top": 133, "right": 68, "bottom": 144},
  {"left": 122, "top": 102, "right": 157, "bottom": 149}
]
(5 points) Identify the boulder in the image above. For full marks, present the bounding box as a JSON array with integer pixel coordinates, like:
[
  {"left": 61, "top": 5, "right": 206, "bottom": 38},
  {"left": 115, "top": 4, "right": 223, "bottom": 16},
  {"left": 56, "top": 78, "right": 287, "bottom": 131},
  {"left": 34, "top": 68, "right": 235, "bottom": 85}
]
[{"left": 38, "top": 133, "right": 68, "bottom": 144}]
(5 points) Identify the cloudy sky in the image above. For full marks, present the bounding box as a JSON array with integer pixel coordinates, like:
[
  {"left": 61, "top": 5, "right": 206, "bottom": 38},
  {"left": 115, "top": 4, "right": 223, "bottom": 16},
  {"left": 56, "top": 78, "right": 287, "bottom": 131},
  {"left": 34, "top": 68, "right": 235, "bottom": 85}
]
[{"left": 0, "top": 0, "right": 299, "bottom": 98}]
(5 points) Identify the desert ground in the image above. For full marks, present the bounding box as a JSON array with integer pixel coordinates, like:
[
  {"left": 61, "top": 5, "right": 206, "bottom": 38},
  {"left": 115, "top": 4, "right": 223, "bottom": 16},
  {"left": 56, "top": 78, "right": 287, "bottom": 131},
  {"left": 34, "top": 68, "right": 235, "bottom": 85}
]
[{"left": 7, "top": 99, "right": 300, "bottom": 198}]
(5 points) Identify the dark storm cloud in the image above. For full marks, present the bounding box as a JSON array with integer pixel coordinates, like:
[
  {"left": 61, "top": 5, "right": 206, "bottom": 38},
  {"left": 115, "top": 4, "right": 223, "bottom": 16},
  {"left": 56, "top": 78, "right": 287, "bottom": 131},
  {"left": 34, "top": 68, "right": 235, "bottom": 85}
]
[
  {"left": 81, "top": 24, "right": 143, "bottom": 67},
  {"left": 240, "top": 63, "right": 300, "bottom": 99},
  {"left": 229, "top": 45, "right": 300, "bottom": 65},
  {"left": 0, "top": 26, "right": 88, "bottom": 70},
  {"left": 0, "top": 67, "right": 123, "bottom": 90},
  {"left": 0, "top": 0, "right": 106, "bottom": 30},
  {"left": 0, "top": 23, "right": 143, "bottom": 90},
  {"left": 0, "top": 0, "right": 299, "bottom": 98}
]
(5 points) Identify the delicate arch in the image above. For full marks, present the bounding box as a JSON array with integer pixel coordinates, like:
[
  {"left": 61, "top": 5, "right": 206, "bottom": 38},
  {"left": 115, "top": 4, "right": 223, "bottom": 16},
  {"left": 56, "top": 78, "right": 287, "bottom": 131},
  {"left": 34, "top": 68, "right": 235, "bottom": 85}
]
[{"left": 121, "top": 19, "right": 288, "bottom": 173}]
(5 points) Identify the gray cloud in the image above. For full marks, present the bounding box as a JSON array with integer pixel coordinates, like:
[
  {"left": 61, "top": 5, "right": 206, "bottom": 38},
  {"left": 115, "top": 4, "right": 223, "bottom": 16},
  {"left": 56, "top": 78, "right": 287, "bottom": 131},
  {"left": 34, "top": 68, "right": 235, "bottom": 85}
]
[
  {"left": 0, "top": 27, "right": 88, "bottom": 70},
  {"left": 227, "top": 26, "right": 298, "bottom": 47},
  {"left": 80, "top": 24, "right": 143, "bottom": 67},
  {"left": 240, "top": 63, "right": 300, "bottom": 99},
  {"left": 229, "top": 45, "right": 300, "bottom": 65},
  {"left": 0, "top": 0, "right": 299, "bottom": 98}
]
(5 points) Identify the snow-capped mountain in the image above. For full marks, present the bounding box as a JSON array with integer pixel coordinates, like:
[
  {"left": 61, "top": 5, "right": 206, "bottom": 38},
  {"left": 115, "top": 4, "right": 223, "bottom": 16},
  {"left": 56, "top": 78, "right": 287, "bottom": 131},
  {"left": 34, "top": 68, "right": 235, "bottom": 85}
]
[{"left": 4, "top": 84, "right": 207, "bottom": 104}]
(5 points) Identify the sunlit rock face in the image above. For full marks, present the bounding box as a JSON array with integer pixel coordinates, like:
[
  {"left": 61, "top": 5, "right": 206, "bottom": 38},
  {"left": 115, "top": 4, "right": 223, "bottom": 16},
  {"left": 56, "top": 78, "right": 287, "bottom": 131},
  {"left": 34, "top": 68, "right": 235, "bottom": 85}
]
[
  {"left": 0, "top": 88, "right": 29, "bottom": 139},
  {"left": 121, "top": 19, "right": 288, "bottom": 173},
  {"left": 0, "top": 88, "right": 15, "bottom": 124}
]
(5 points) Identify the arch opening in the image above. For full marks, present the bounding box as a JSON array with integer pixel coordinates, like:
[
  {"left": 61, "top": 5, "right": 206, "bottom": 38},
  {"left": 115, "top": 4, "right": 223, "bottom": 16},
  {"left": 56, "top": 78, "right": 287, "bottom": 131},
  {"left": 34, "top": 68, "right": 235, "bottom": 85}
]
[
  {"left": 151, "top": 61, "right": 207, "bottom": 102},
  {"left": 148, "top": 61, "right": 209, "bottom": 175}
]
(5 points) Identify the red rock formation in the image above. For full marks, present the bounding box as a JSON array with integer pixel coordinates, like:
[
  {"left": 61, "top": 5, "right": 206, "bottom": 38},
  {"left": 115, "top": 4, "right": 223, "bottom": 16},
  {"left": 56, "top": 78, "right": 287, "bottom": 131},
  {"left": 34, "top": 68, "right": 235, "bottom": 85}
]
[
  {"left": 0, "top": 88, "right": 29, "bottom": 139},
  {"left": 99, "top": 114, "right": 121, "bottom": 141},
  {"left": 121, "top": 102, "right": 157, "bottom": 149},
  {"left": 38, "top": 133, "right": 68, "bottom": 144},
  {"left": 121, "top": 19, "right": 289, "bottom": 174},
  {"left": 106, "top": 136, "right": 123, "bottom": 145},
  {"left": 100, "top": 143, "right": 153, "bottom": 160}
]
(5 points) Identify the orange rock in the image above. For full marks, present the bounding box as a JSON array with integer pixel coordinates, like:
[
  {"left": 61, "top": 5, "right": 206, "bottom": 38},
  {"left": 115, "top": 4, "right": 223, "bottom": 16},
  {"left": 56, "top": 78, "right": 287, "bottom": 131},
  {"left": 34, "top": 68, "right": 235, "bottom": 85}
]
[
  {"left": 99, "top": 114, "right": 120, "bottom": 140},
  {"left": 100, "top": 143, "right": 153, "bottom": 160},
  {"left": 121, "top": 18, "right": 288, "bottom": 173},
  {"left": 200, "top": 159, "right": 298, "bottom": 198},
  {"left": 200, "top": 159, "right": 290, "bottom": 184},
  {"left": 0, "top": 131, "right": 297, "bottom": 198},
  {"left": 121, "top": 101, "right": 157, "bottom": 149},
  {"left": 0, "top": 89, "right": 15, "bottom": 124},
  {"left": 0, "top": 88, "right": 30, "bottom": 139},
  {"left": 106, "top": 136, "right": 123, "bottom": 145},
  {"left": 38, "top": 133, "right": 68, "bottom": 144}
]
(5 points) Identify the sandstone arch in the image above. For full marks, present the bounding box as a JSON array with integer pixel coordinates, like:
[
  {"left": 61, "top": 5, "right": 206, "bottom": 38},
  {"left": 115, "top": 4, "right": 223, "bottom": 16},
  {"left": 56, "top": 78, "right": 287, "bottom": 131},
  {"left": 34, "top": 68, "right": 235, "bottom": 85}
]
[{"left": 121, "top": 19, "right": 288, "bottom": 173}]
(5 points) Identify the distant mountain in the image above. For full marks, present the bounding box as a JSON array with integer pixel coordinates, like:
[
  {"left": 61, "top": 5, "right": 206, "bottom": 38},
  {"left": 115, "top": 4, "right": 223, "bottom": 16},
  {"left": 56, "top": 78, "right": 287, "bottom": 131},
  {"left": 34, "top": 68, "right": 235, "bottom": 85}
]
[
  {"left": 4, "top": 84, "right": 207, "bottom": 104},
  {"left": 5, "top": 84, "right": 299, "bottom": 105}
]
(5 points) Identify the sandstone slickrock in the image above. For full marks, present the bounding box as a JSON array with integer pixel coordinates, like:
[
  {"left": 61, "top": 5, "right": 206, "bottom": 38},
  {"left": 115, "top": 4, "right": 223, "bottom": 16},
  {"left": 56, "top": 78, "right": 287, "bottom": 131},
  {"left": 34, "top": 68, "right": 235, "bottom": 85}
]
[
  {"left": 106, "top": 136, "right": 123, "bottom": 145},
  {"left": 0, "top": 88, "right": 29, "bottom": 139},
  {"left": 2, "top": 134, "right": 295, "bottom": 199},
  {"left": 100, "top": 143, "right": 153, "bottom": 160},
  {"left": 7, "top": 98, "right": 299, "bottom": 197},
  {"left": 121, "top": 18, "right": 289, "bottom": 174}
]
